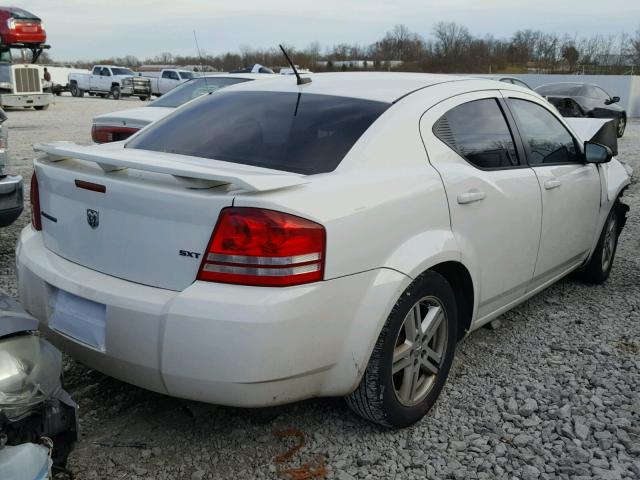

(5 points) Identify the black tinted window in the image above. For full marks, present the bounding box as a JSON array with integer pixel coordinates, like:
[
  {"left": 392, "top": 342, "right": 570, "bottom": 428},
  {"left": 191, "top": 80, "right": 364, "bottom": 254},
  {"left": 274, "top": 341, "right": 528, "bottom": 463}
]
[
  {"left": 149, "top": 77, "right": 251, "bottom": 108},
  {"left": 535, "top": 84, "right": 584, "bottom": 96},
  {"left": 128, "top": 91, "right": 389, "bottom": 174},
  {"left": 508, "top": 99, "right": 579, "bottom": 165},
  {"left": 433, "top": 99, "right": 519, "bottom": 169}
]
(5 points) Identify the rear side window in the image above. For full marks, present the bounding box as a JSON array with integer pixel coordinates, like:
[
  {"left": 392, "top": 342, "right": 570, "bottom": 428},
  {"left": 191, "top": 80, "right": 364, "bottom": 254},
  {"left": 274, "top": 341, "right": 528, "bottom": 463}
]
[
  {"left": 507, "top": 99, "right": 579, "bottom": 165},
  {"left": 433, "top": 98, "right": 519, "bottom": 169},
  {"left": 128, "top": 91, "right": 389, "bottom": 174}
]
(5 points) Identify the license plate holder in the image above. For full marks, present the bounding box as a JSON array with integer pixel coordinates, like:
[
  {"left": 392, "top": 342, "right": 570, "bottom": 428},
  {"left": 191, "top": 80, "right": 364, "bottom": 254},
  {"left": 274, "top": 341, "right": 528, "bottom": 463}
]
[{"left": 49, "top": 289, "right": 107, "bottom": 352}]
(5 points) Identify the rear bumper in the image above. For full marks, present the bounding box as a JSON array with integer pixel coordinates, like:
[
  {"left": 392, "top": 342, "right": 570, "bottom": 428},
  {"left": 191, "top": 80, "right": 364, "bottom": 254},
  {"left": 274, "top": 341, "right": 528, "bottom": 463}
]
[
  {"left": 1, "top": 32, "right": 46, "bottom": 45},
  {"left": 0, "top": 93, "right": 52, "bottom": 108},
  {"left": 17, "top": 227, "right": 410, "bottom": 406},
  {"left": 0, "top": 174, "right": 23, "bottom": 227}
]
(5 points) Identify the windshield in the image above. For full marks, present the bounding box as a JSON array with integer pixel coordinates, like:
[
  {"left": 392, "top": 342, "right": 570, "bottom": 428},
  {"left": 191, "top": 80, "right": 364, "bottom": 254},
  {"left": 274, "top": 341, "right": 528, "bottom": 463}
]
[
  {"left": 179, "top": 71, "right": 196, "bottom": 79},
  {"left": 128, "top": 91, "right": 390, "bottom": 174},
  {"left": 535, "top": 84, "right": 584, "bottom": 96},
  {"left": 111, "top": 68, "right": 134, "bottom": 76},
  {"left": 149, "top": 77, "right": 251, "bottom": 108}
]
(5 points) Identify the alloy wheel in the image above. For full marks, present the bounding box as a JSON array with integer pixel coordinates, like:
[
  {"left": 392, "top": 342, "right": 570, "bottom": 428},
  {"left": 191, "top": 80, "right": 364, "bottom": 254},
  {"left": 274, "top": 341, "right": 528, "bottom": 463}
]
[
  {"left": 602, "top": 215, "right": 617, "bottom": 272},
  {"left": 392, "top": 296, "right": 448, "bottom": 406}
]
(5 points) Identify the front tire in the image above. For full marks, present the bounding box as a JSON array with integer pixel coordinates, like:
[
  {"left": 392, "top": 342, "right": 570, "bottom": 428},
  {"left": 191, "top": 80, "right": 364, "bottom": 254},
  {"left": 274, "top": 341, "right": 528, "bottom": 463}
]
[
  {"left": 578, "top": 205, "right": 621, "bottom": 284},
  {"left": 617, "top": 115, "right": 626, "bottom": 138},
  {"left": 34, "top": 105, "right": 49, "bottom": 110},
  {"left": 110, "top": 86, "right": 121, "bottom": 100},
  {"left": 139, "top": 96, "right": 148, "bottom": 101},
  {"left": 346, "top": 271, "right": 458, "bottom": 428}
]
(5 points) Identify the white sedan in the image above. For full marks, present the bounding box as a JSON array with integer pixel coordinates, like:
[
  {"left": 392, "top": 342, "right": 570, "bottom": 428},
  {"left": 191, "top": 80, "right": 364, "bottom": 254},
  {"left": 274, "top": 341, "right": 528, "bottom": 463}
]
[
  {"left": 90, "top": 73, "right": 271, "bottom": 143},
  {"left": 18, "top": 73, "right": 630, "bottom": 428}
]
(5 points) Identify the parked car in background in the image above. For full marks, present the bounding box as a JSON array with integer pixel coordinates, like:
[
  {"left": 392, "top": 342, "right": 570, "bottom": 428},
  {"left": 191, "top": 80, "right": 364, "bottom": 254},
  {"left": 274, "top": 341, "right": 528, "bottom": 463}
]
[
  {"left": 0, "top": 7, "right": 46, "bottom": 46},
  {"left": 69, "top": 65, "right": 151, "bottom": 100},
  {"left": 534, "top": 82, "right": 627, "bottom": 137},
  {"left": 0, "top": 62, "right": 52, "bottom": 109},
  {"left": 475, "top": 75, "right": 531, "bottom": 89},
  {"left": 91, "top": 73, "right": 267, "bottom": 143},
  {"left": 0, "top": 108, "right": 22, "bottom": 227},
  {"left": 21, "top": 74, "right": 630, "bottom": 428},
  {"left": 229, "top": 63, "right": 275, "bottom": 74},
  {"left": 140, "top": 68, "right": 197, "bottom": 96}
]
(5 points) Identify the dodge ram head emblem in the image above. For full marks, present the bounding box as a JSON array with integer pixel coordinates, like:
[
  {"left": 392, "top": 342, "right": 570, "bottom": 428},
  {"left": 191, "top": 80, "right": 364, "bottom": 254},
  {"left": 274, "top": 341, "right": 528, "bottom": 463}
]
[{"left": 86, "top": 209, "right": 99, "bottom": 229}]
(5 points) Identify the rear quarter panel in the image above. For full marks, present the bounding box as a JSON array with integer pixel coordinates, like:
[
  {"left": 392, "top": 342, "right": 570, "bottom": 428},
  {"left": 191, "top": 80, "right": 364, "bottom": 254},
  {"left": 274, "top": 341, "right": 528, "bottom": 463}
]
[{"left": 232, "top": 95, "right": 458, "bottom": 281}]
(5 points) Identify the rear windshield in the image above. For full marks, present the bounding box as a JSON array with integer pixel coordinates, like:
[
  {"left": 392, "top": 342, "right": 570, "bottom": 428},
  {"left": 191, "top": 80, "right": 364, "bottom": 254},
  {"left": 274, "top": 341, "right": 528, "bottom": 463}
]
[
  {"left": 535, "top": 84, "right": 584, "bottom": 96},
  {"left": 127, "top": 91, "right": 389, "bottom": 174},
  {"left": 149, "top": 77, "right": 250, "bottom": 108},
  {"left": 10, "top": 8, "right": 40, "bottom": 21}
]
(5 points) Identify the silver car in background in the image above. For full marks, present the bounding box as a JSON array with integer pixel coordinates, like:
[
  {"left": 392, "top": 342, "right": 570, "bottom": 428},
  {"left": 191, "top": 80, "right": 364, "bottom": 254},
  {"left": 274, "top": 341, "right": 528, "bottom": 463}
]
[{"left": 91, "top": 73, "right": 270, "bottom": 143}]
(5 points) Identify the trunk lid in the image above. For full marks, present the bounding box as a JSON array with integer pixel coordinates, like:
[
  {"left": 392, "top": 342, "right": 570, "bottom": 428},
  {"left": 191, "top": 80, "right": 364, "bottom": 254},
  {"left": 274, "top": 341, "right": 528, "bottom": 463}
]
[{"left": 34, "top": 142, "right": 306, "bottom": 291}]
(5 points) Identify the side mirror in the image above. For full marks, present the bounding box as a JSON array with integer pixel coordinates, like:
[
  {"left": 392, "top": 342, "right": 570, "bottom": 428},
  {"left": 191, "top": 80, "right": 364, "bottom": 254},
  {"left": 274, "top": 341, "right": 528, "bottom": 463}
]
[
  {"left": 610, "top": 96, "right": 620, "bottom": 104},
  {"left": 584, "top": 141, "right": 613, "bottom": 164}
]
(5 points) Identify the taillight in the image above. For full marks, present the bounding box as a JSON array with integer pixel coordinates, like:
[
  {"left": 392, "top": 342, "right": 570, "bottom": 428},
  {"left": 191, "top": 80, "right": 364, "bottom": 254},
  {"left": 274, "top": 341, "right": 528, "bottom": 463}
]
[
  {"left": 198, "top": 207, "right": 325, "bottom": 287},
  {"left": 30, "top": 173, "right": 41, "bottom": 231},
  {"left": 91, "top": 125, "right": 139, "bottom": 144}
]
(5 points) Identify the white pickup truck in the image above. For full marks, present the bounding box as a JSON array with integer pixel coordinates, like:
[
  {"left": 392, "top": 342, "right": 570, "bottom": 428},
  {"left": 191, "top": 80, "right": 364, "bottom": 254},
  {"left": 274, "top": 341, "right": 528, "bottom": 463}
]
[
  {"left": 140, "top": 68, "right": 196, "bottom": 96},
  {"left": 68, "top": 65, "right": 151, "bottom": 100}
]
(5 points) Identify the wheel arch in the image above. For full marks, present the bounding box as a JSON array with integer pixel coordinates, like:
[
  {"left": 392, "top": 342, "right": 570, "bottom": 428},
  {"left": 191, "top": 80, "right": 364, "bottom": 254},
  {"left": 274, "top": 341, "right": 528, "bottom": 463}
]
[{"left": 429, "top": 261, "right": 474, "bottom": 341}]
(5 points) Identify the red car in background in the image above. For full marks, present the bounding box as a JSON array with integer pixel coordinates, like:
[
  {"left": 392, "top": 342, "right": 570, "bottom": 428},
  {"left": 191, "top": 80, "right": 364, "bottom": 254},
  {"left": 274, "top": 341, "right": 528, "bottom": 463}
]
[{"left": 0, "top": 7, "right": 46, "bottom": 46}]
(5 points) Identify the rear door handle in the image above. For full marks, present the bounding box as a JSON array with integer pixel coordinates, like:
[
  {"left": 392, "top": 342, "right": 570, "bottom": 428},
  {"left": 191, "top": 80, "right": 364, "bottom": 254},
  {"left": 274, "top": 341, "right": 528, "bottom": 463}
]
[
  {"left": 544, "top": 179, "right": 562, "bottom": 190},
  {"left": 457, "top": 190, "right": 486, "bottom": 204}
]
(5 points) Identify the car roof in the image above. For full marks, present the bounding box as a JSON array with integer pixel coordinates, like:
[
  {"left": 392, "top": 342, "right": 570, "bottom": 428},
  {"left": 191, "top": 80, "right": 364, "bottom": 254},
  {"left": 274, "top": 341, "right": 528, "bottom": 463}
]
[
  {"left": 200, "top": 73, "right": 278, "bottom": 81},
  {"left": 219, "top": 72, "right": 513, "bottom": 103}
]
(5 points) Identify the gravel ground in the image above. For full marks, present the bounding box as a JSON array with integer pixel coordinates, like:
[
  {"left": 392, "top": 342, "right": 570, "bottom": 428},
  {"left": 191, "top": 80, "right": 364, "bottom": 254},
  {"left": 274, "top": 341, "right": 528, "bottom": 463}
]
[{"left": 1, "top": 96, "right": 638, "bottom": 480}]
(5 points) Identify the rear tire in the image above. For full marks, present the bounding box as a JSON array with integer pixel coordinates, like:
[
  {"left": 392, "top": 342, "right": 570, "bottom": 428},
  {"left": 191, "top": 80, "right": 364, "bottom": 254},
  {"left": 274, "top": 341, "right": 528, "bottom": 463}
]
[
  {"left": 346, "top": 271, "right": 458, "bottom": 428},
  {"left": 34, "top": 105, "right": 49, "bottom": 111},
  {"left": 139, "top": 96, "right": 148, "bottom": 101},
  {"left": 577, "top": 205, "right": 621, "bottom": 284},
  {"left": 70, "top": 83, "right": 79, "bottom": 97},
  {"left": 110, "top": 86, "right": 121, "bottom": 100}
]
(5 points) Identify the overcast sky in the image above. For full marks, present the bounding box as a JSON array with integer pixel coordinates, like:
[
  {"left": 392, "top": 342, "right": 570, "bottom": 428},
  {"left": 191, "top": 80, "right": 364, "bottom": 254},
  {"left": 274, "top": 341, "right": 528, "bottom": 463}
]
[{"left": 20, "top": 0, "right": 640, "bottom": 61}]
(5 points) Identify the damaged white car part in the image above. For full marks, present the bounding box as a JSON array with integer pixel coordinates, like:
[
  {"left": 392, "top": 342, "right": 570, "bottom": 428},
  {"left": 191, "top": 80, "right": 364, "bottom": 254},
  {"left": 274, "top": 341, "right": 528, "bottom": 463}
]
[{"left": 0, "top": 291, "right": 77, "bottom": 478}]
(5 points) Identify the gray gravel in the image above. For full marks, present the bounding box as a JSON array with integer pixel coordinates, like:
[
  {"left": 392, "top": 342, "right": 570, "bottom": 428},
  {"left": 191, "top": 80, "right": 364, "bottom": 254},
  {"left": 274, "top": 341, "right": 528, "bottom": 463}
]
[{"left": 1, "top": 96, "right": 639, "bottom": 479}]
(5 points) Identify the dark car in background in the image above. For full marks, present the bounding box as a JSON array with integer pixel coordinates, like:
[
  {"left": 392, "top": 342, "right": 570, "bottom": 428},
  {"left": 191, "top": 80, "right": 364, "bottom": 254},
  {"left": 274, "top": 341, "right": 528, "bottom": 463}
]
[{"left": 535, "top": 82, "right": 627, "bottom": 137}]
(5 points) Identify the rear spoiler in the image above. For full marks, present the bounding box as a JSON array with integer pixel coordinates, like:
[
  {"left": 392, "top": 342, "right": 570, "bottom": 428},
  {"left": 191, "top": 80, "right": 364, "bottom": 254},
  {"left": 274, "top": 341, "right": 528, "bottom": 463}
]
[{"left": 33, "top": 141, "right": 308, "bottom": 192}]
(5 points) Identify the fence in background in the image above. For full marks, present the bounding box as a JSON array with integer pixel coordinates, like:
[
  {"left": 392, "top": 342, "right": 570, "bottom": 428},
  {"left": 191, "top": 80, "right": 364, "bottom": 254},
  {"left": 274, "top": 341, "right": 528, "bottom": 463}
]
[{"left": 512, "top": 74, "right": 640, "bottom": 117}]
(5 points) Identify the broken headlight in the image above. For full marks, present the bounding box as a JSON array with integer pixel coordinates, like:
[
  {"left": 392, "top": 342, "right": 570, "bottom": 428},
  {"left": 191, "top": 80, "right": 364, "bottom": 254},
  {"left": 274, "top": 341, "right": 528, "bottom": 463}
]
[{"left": 0, "top": 334, "right": 62, "bottom": 422}]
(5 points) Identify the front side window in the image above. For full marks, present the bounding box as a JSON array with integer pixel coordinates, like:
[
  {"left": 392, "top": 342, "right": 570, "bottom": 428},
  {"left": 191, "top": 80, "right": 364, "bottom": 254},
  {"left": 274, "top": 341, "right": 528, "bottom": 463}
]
[
  {"left": 111, "top": 68, "right": 134, "bottom": 76},
  {"left": 92, "top": 67, "right": 101, "bottom": 75},
  {"left": 128, "top": 91, "right": 389, "bottom": 174},
  {"left": 433, "top": 98, "right": 519, "bottom": 169},
  {"left": 593, "top": 87, "right": 611, "bottom": 103},
  {"left": 508, "top": 98, "right": 580, "bottom": 165}
]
